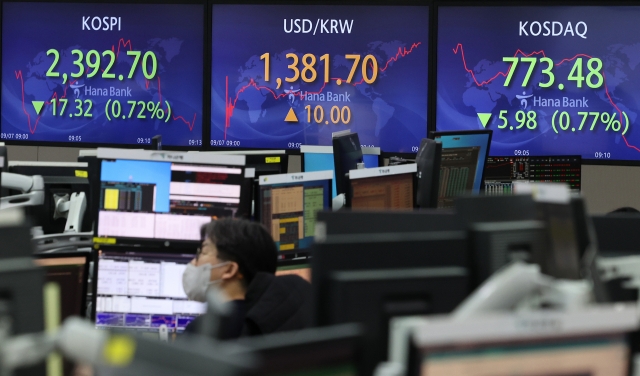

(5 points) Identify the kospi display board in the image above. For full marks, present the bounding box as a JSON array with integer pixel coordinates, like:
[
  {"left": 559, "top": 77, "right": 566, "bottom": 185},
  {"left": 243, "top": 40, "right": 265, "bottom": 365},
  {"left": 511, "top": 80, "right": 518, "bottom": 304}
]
[
  {"left": 437, "top": 6, "right": 640, "bottom": 162},
  {"left": 211, "top": 4, "right": 429, "bottom": 152},
  {"left": 1, "top": 2, "right": 204, "bottom": 147}
]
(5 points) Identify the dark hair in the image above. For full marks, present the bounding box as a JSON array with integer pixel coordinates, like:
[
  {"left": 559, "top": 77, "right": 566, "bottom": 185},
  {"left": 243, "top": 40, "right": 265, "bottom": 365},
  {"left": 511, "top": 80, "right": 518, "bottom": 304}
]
[{"left": 201, "top": 218, "right": 278, "bottom": 284}]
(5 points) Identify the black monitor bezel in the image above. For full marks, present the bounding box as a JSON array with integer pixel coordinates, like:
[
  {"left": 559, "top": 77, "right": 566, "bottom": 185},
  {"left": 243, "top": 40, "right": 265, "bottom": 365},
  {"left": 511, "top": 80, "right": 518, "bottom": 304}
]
[
  {"left": 332, "top": 132, "right": 363, "bottom": 202},
  {"left": 415, "top": 139, "right": 442, "bottom": 208}
]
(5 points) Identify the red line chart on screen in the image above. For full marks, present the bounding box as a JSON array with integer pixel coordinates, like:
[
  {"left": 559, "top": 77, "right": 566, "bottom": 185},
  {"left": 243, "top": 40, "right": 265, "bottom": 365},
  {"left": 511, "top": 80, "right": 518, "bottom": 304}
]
[
  {"left": 13, "top": 38, "right": 197, "bottom": 135},
  {"left": 452, "top": 43, "right": 640, "bottom": 153},
  {"left": 223, "top": 42, "right": 422, "bottom": 139}
]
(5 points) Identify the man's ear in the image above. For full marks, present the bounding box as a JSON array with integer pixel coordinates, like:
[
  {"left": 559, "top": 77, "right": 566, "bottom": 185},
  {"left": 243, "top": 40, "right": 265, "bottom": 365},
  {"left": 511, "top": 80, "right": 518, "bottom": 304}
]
[{"left": 221, "top": 262, "right": 241, "bottom": 280}]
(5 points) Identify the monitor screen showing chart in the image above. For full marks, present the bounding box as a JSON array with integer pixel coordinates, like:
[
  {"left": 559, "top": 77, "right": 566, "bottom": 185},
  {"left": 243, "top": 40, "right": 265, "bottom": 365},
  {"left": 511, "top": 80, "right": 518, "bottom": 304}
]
[
  {"left": 94, "top": 249, "right": 204, "bottom": 333},
  {"left": 437, "top": 6, "right": 640, "bottom": 162},
  {"left": 484, "top": 155, "right": 581, "bottom": 194},
  {"left": 350, "top": 173, "right": 414, "bottom": 210},
  {"left": 1, "top": 2, "right": 204, "bottom": 146},
  {"left": 432, "top": 131, "right": 491, "bottom": 208},
  {"left": 96, "top": 153, "right": 244, "bottom": 243},
  {"left": 259, "top": 171, "right": 332, "bottom": 253},
  {"left": 211, "top": 4, "right": 429, "bottom": 152}
]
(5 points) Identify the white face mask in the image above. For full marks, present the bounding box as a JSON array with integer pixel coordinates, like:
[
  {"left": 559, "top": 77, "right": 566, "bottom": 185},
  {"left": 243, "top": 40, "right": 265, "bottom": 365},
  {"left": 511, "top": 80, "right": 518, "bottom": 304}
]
[{"left": 182, "top": 261, "right": 230, "bottom": 302}]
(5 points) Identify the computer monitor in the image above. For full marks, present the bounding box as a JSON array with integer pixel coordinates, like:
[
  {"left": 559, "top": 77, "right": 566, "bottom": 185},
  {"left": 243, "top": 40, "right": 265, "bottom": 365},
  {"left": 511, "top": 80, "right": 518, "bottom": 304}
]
[
  {"left": 455, "top": 195, "right": 538, "bottom": 225},
  {"left": 484, "top": 155, "right": 582, "bottom": 195},
  {"left": 95, "top": 148, "right": 245, "bottom": 247},
  {"left": 246, "top": 154, "right": 288, "bottom": 179},
  {"left": 257, "top": 170, "right": 332, "bottom": 254},
  {"left": 333, "top": 132, "right": 364, "bottom": 198},
  {"left": 312, "top": 231, "right": 469, "bottom": 375},
  {"left": 415, "top": 139, "right": 442, "bottom": 208},
  {"left": 348, "top": 164, "right": 417, "bottom": 210},
  {"left": 469, "top": 220, "right": 549, "bottom": 288},
  {"left": 210, "top": 4, "right": 428, "bottom": 153},
  {"left": 429, "top": 130, "right": 492, "bottom": 208},
  {"left": 33, "top": 251, "right": 91, "bottom": 319},
  {"left": 521, "top": 156, "right": 582, "bottom": 190},
  {"left": 313, "top": 231, "right": 469, "bottom": 324},
  {"left": 2, "top": 1, "right": 205, "bottom": 147},
  {"left": 408, "top": 305, "right": 636, "bottom": 376},
  {"left": 592, "top": 214, "right": 640, "bottom": 257},
  {"left": 193, "top": 153, "right": 286, "bottom": 222},
  {"left": 316, "top": 210, "right": 464, "bottom": 237},
  {"left": 436, "top": 5, "right": 640, "bottom": 164},
  {"left": 456, "top": 194, "right": 582, "bottom": 281},
  {"left": 235, "top": 324, "right": 361, "bottom": 376},
  {"left": 0, "top": 217, "right": 34, "bottom": 260},
  {"left": 327, "top": 267, "right": 468, "bottom": 376},
  {"left": 93, "top": 248, "right": 205, "bottom": 334},
  {"left": 301, "top": 145, "right": 380, "bottom": 197},
  {"left": 33, "top": 250, "right": 91, "bottom": 376}
]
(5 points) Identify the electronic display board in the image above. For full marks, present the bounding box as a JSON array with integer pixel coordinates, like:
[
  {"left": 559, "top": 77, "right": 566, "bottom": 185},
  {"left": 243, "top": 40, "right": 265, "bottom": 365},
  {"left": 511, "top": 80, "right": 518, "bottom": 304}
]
[
  {"left": 1, "top": 2, "right": 204, "bottom": 146},
  {"left": 438, "top": 6, "right": 640, "bottom": 162},
  {"left": 211, "top": 4, "right": 429, "bottom": 153}
]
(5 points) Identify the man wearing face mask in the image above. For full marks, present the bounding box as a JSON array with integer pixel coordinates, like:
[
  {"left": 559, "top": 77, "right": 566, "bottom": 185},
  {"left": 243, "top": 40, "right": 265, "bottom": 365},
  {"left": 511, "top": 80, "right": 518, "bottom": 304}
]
[{"left": 182, "top": 218, "right": 313, "bottom": 339}]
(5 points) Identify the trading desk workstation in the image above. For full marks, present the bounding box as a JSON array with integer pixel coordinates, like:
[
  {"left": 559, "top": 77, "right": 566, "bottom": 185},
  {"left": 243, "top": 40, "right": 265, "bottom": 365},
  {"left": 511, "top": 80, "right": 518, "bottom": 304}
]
[{"left": 3, "top": 1, "right": 640, "bottom": 376}]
